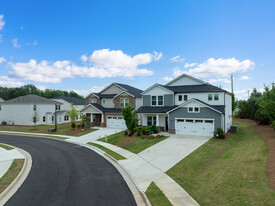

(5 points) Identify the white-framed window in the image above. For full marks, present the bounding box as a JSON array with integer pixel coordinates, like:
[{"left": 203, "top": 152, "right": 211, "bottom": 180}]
[
  {"left": 52, "top": 116, "right": 54, "bottom": 121},
  {"left": 214, "top": 94, "right": 219, "bottom": 101},
  {"left": 151, "top": 96, "right": 163, "bottom": 106},
  {"left": 186, "top": 119, "right": 193, "bottom": 122},
  {"left": 89, "top": 99, "right": 97, "bottom": 103},
  {"left": 208, "top": 94, "right": 213, "bottom": 101},
  {"left": 120, "top": 98, "right": 129, "bottom": 107},
  {"left": 102, "top": 99, "right": 106, "bottom": 104},
  {"left": 43, "top": 116, "right": 45, "bottom": 122},
  {"left": 188, "top": 107, "right": 200, "bottom": 113},
  {"left": 33, "top": 105, "right": 37, "bottom": 111},
  {"left": 178, "top": 95, "right": 182, "bottom": 101},
  {"left": 147, "top": 116, "right": 156, "bottom": 126},
  {"left": 184, "top": 95, "right": 188, "bottom": 101},
  {"left": 55, "top": 105, "right": 60, "bottom": 110}
]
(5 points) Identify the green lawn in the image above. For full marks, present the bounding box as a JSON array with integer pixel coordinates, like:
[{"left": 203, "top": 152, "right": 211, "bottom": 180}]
[
  {"left": 0, "top": 143, "right": 13, "bottom": 150},
  {"left": 98, "top": 131, "right": 168, "bottom": 154},
  {"left": 88, "top": 142, "right": 126, "bottom": 160},
  {"left": 0, "top": 122, "right": 97, "bottom": 137},
  {"left": 0, "top": 159, "right": 24, "bottom": 194},
  {"left": 166, "top": 119, "right": 275, "bottom": 206},
  {"left": 145, "top": 182, "right": 172, "bottom": 206}
]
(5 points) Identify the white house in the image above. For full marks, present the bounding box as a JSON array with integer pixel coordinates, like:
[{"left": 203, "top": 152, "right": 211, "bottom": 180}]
[
  {"left": 0, "top": 97, "right": 5, "bottom": 103},
  {"left": 0, "top": 94, "right": 62, "bottom": 126}
]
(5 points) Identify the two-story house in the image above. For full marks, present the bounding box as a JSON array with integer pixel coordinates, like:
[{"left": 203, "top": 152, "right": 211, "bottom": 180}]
[
  {"left": 0, "top": 94, "right": 63, "bottom": 125},
  {"left": 137, "top": 73, "right": 232, "bottom": 136},
  {"left": 80, "top": 83, "right": 143, "bottom": 129}
]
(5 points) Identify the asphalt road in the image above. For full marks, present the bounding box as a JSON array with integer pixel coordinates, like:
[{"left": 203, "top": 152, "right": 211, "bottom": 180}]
[{"left": 0, "top": 134, "right": 136, "bottom": 206}]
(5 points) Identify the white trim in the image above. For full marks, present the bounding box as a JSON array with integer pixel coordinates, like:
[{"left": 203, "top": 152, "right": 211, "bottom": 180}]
[
  {"left": 141, "top": 83, "right": 173, "bottom": 95},
  {"left": 80, "top": 104, "right": 103, "bottom": 113},
  {"left": 113, "top": 91, "right": 134, "bottom": 99},
  {"left": 167, "top": 98, "right": 223, "bottom": 114},
  {"left": 165, "top": 73, "right": 206, "bottom": 86}
]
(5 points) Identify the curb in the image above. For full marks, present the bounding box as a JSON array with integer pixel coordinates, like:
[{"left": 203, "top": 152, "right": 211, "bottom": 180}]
[
  {"left": 0, "top": 144, "right": 32, "bottom": 205},
  {"left": 83, "top": 144, "right": 151, "bottom": 206}
]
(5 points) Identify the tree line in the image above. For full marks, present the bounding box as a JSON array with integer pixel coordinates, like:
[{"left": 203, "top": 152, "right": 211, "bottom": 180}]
[
  {"left": 0, "top": 84, "right": 84, "bottom": 100},
  {"left": 234, "top": 84, "right": 275, "bottom": 127}
]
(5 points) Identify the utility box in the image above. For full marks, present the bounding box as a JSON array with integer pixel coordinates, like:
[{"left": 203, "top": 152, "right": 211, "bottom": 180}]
[
  {"left": 230, "top": 125, "right": 237, "bottom": 133},
  {"left": 48, "top": 128, "right": 56, "bottom": 133}
]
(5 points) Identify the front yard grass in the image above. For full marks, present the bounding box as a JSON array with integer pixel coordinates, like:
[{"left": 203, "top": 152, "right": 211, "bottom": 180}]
[
  {"left": 88, "top": 142, "right": 126, "bottom": 160},
  {"left": 166, "top": 119, "right": 275, "bottom": 206},
  {"left": 0, "top": 159, "right": 24, "bottom": 194},
  {"left": 0, "top": 122, "right": 97, "bottom": 137},
  {"left": 98, "top": 131, "right": 168, "bottom": 154},
  {"left": 145, "top": 182, "right": 172, "bottom": 206},
  {"left": 0, "top": 143, "right": 13, "bottom": 150}
]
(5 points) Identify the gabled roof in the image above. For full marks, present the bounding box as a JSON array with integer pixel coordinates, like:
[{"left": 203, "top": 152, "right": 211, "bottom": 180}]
[
  {"left": 165, "top": 73, "right": 206, "bottom": 86},
  {"left": 167, "top": 98, "right": 224, "bottom": 114},
  {"left": 113, "top": 91, "right": 135, "bottom": 99},
  {"left": 162, "top": 84, "right": 227, "bottom": 93},
  {"left": 53, "top": 96, "right": 85, "bottom": 105},
  {"left": 137, "top": 106, "right": 176, "bottom": 113},
  {"left": 80, "top": 103, "right": 125, "bottom": 113},
  {"left": 141, "top": 83, "right": 173, "bottom": 95},
  {"left": 115, "top": 83, "right": 143, "bottom": 97},
  {"left": 0, "top": 94, "right": 61, "bottom": 105}
]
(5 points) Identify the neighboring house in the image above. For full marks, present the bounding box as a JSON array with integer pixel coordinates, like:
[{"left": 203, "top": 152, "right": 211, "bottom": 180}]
[
  {"left": 81, "top": 83, "right": 143, "bottom": 129},
  {"left": 0, "top": 94, "right": 62, "bottom": 126},
  {"left": 137, "top": 73, "right": 232, "bottom": 136},
  {"left": 0, "top": 97, "right": 5, "bottom": 103},
  {"left": 51, "top": 96, "right": 85, "bottom": 124}
]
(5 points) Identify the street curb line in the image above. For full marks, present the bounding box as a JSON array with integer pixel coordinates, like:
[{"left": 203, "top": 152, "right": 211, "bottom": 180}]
[
  {"left": 0, "top": 144, "right": 32, "bottom": 205},
  {"left": 83, "top": 144, "right": 151, "bottom": 206}
]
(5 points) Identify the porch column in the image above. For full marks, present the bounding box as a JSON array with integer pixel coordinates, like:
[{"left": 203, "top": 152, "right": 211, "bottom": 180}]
[
  {"left": 91, "top": 114, "right": 93, "bottom": 122},
  {"left": 101, "top": 113, "right": 104, "bottom": 123},
  {"left": 156, "top": 114, "right": 159, "bottom": 126}
]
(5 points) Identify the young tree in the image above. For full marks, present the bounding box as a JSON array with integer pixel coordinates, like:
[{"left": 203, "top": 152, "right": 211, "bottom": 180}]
[
  {"left": 67, "top": 103, "right": 79, "bottom": 124},
  {"left": 122, "top": 106, "right": 138, "bottom": 133},
  {"left": 259, "top": 85, "right": 275, "bottom": 122}
]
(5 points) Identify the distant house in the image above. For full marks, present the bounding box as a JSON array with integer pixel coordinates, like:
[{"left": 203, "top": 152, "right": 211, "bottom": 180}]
[
  {"left": 0, "top": 94, "right": 62, "bottom": 125},
  {"left": 51, "top": 96, "right": 85, "bottom": 123},
  {"left": 0, "top": 97, "right": 5, "bottom": 103}
]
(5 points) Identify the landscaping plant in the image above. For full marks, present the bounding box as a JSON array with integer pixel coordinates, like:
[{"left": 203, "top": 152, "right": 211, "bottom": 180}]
[
  {"left": 122, "top": 106, "right": 138, "bottom": 134},
  {"left": 67, "top": 103, "right": 78, "bottom": 129},
  {"left": 216, "top": 128, "right": 226, "bottom": 139}
]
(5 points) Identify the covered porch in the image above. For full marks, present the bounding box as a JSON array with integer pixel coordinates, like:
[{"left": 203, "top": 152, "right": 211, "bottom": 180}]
[
  {"left": 139, "top": 113, "right": 168, "bottom": 131},
  {"left": 80, "top": 104, "right": 105, "bottom": 127}
]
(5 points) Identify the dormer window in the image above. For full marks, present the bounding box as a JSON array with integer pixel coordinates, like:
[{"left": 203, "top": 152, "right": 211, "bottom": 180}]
[
  {"left": 188, "top": 107, "right": 200, "bottom": 113},
  {"left": 152, "top": 96, "right": 163, "bottom": 106}
]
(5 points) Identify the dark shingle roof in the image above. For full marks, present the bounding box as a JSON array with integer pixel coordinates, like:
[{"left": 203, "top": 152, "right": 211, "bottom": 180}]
[
  {"left": 137, "top": 106, "right": 176, "bottom": 113},
  {"left": 115, "top": 83, "right": 143, "bottom": 97},
  {"left": 162, "top": 84, "right": 227, "bottom": 93},
  {"left": 90, "top": 104, "right": 124, "bottom": 113},
  {"left": 53, "top": 96, "right": 85, "bottom": 105},
  {"left": 0, "top": 94, "right": 60, "bottom": 105},
  {"left": 93, "top": 93, "right": 116, "bottom": 98}
]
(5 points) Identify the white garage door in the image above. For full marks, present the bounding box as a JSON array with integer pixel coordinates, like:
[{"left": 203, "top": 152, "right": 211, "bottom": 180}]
[
  {"left": 107, "top": 116, "right": 127, "bottom": 129},
  {"left": 175, "top": 119, "right": 214, "bottom": 136}
]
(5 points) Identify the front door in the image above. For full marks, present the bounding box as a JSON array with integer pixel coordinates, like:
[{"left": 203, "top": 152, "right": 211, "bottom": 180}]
[{"left": 165, "top": 117, "right": 168, "bottom": 131}]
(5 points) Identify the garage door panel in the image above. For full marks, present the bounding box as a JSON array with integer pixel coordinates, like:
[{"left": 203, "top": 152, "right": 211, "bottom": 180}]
[
  {"left": 107, "top": 116, "right": 127, "bottom": 129},
  {"left": 175, "top": 119, "right": 214, "bottom": 136}
]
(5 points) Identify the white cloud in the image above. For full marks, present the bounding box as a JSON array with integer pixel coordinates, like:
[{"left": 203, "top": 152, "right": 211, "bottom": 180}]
[
  {"left": 184, "top": 62, "right": 197, "bottom": 68},
  {"left": 234, "top": 89, "right": 253, "bottom": 100},
  {"left": 72, "top": 85, "right": 106, "bottom": 96},
  {"left": 0, "top": 76, "right": 24, "bottom": 87},
  {"left": 208, "top": 78, "right": 231, "bottom": 84},
  {"left": 162, "top": 67, "right": 182, "bottom": 81},
  {"left": 9, "top": 49, "right": 160, "bottom": 83},
  {"left": 36, "top": 85, "right": 47, "bottom": 91},
  {"left": 0, "top": 57, "right": 6, "bottom": 63},
  {"left": 239, "top": 75, "right": 249, "bottom": 80},
  {"left": 33, "top": 40, "right": 38, "bottom": 46},
  {"left": 185, "top": 58, "right": 254, "bottom": 78},
  {"left": 170, "top": 55, "right": 184, "bottom": 63},
  {"left": 12, "top": 38, "right": 21, "bottom": 48},
  {"left": 0, "top": 15, "right": 5, "bottom": 31},
  {"left": 0, "top": 34, "right": 2, "bottom": 43}
]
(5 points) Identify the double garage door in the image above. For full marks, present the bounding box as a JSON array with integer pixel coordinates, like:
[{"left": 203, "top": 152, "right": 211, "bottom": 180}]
[
  {"left": 175, "top": 118, "right": 214, "bottom": 137},
  {"left": 107, "top": 116, "right": 127, "bottom": 130}
]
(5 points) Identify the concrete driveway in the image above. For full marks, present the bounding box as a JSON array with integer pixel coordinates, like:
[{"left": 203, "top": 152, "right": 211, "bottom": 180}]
[
  {"left": 67, "top": 127, "right": 121, "bottom": 144},
  {"left": 138, "top": 133, "right": 211, "bottom": 172}
]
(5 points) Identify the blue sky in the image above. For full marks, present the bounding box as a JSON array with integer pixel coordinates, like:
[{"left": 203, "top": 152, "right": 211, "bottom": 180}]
[{"left": 0, "top": 0, "right": 274, "bottom": 100}]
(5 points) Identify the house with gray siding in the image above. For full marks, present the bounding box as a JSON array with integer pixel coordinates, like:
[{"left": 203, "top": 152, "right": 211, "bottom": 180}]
[{"left": 137, "top": 73, "right": 232, "bottom": 137}]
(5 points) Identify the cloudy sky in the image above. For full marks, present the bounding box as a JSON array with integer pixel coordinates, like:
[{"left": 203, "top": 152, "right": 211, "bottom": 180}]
[{"left": 0, "top": 0, "right": 274, "bottom": 100}]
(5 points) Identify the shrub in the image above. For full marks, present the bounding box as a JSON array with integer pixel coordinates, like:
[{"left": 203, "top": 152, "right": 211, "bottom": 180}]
[
  {"left": 77, "top": 124, "right": 81, "bottom": 130},
  {"left": 144, "top": 127, "right": 151, "bottom": 135},
  {"left": 150, "top": 124, "right": 158, "bottom": 134},
  {"left": 216, "top": 128, "right": 225, "bottom": 139},
  {"left": 255, "top": 110, "right": 270, "bottom": 125},
  {"left": 273, "top": 120, "right": 275, "bottom": 130},
  {"left": 136, "top": 127, "right": 143, "bottom": 136},
  {"left": 81, "top": 122, "right": 85, "bottom": 128},
  {"left": 71, "top": 122, "right": 76, "bottom": 129}
]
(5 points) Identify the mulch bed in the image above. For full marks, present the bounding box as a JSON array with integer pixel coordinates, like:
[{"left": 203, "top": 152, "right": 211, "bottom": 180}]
[
  {"left": 117, "top": 140, "right": 136, "bottom": 147},
  {"left": 236, "top": 118, "right": 275, "bottom": 191}
]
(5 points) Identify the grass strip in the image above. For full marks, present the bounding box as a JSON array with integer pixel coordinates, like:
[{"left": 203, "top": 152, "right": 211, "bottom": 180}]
[
  {"left": 0, "top": 159, "right": 25, "bottom": 194},
  {"left": 145, "top": 182, "right": 172, "bottom": 206},
  {"left": 88, "top": 142, "right": 126, "bottom": 160},
  {"left": 0, "top": 143, "right": 13, "bottom": 150}
]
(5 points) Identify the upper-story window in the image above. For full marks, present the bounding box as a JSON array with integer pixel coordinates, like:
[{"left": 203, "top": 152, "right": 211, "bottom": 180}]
[
  {"left": 208, "top": 94, "right": 213, "bottom": 101},
  {"left": 89, "top": 99, "right": 97, "bottom": 103},
  {"left": 120, "top": 98, "right": 129, "bottom": 107},
  {"left": 214, "top": 94, "right": 219, "bottom": 101},
  {"left": 152, "top": 96, "right": 163, "bottom": 106},
  {"left": 188, "top": 107, "right": 200, "bottom": 113},
  {"left": 55, "top": 105, "right": 60, "bottom": 110},
  {"left": 178, "top": 95, "right": 182, "bottom": 101},
  {"left": 184, "top": 95, "right": 188, "bottom": 101},
  {"left": 102, "top": 99, "right": 106, "bottom": 104},
  {"left": 33, "top": 105, "right": 37, "bottom": 111}
]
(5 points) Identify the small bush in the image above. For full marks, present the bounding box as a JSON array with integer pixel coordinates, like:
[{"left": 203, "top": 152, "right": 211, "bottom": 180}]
[
  {"left": 255, "top": 110, "right": 270, "bottom": 125},
  {"left": 216, "top": 128, "right": 225, "bottom": 139},
  {"left": 71, "top": 122, "right": 76, "bottom": 129},
  {"left": 144, "top": 127, "right": 151, "bottom": 135},
  {"left": 77, "top": 124, "right": 81, "bottom": 129},
  {"left": 136, "top": 127, "right": 143, "bottom": 136},
  {"left": 81, "top": 122, "right": 85, "bottom": 128},
  {"left": 150, "top": 124, "right": 158, "bottom": 134}
]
